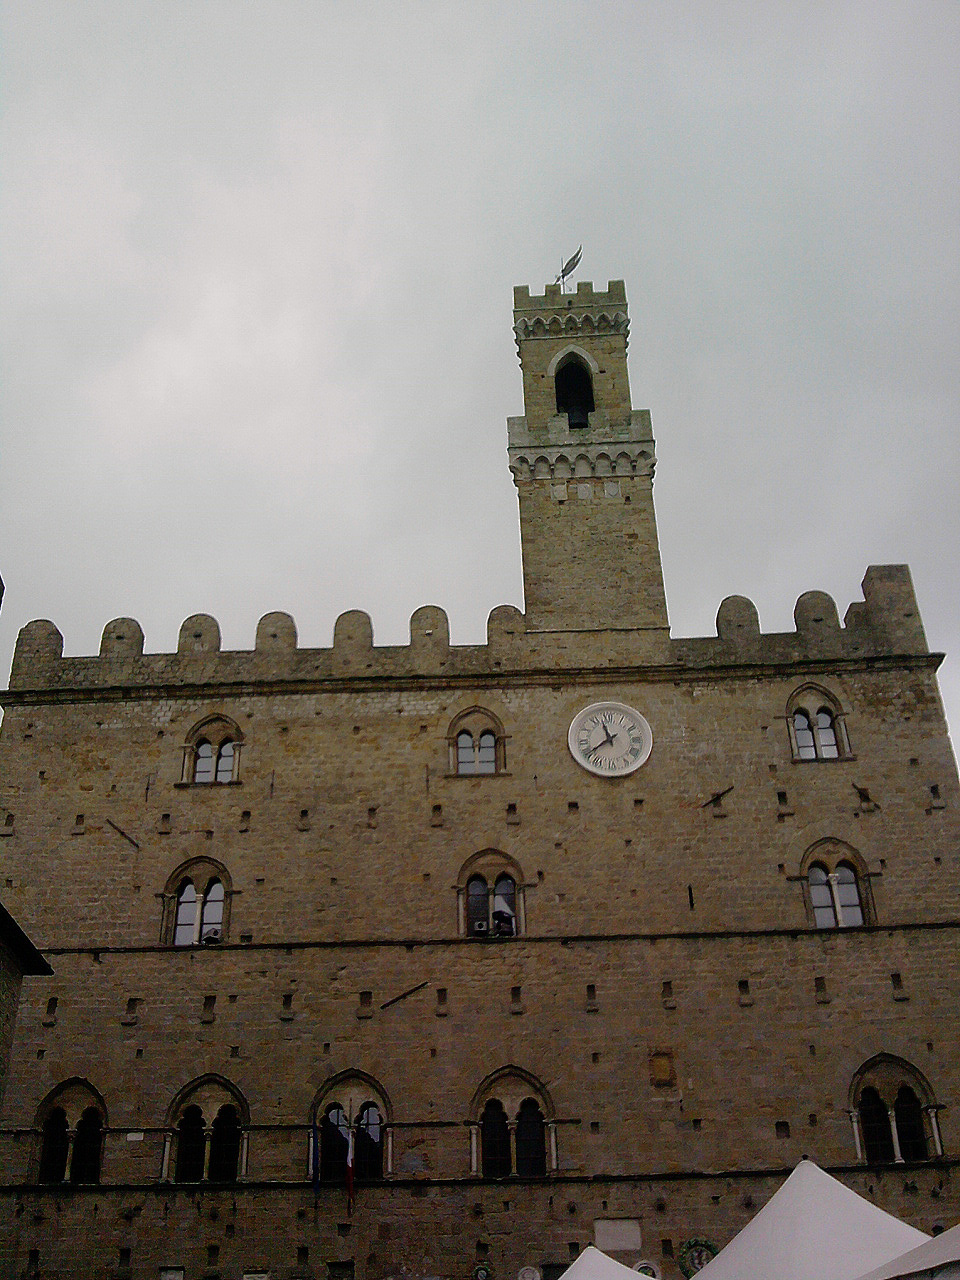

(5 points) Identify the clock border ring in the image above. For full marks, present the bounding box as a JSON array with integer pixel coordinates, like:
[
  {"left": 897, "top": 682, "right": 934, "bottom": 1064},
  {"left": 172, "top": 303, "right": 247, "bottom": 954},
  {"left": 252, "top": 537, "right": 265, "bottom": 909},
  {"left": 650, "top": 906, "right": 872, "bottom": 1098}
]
[{"left": 567, "top": 701, "right": 654, "bottom": 777}]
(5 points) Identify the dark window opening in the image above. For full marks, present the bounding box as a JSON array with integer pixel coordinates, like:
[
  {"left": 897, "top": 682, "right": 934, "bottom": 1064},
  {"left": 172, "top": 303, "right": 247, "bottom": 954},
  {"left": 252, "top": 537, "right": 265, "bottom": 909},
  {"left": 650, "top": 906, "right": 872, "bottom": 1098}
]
[
  {"left": 515, "top": 1098, "right": 546, "bottom": 1177},
  {"left": 894, "top": 1086, "right": 927, "bottom": 1161},
  {"left": 555, "top": 358, "right": 595, "bottom": 429},
  {"left": 38, "top": 1107, "right": 68, "bottom": 1183},
  {"left": 481, "top": 1099, "right": 511, "bottom": 1178},
  {"left": 860, "top": 1087, "right": 895, "bottom": 1163},
  {"left": 175, "top": 1105, "right": 206, "bottom": 1182},
  {"left": 320, "top": 1103, "right": 350, "bottom": 1183},
  {"left": 355, "top": 1103, "right": 383, "bottom": 1181},
  {"left": 69, "top": 1107, "right": 102, "bottom": 1184},
  {"left": 466, "top": 876, "right": 489, "bottom": 936},
  {"left": 207, "top": 1104, "right": 241, "bottom": 1182}
]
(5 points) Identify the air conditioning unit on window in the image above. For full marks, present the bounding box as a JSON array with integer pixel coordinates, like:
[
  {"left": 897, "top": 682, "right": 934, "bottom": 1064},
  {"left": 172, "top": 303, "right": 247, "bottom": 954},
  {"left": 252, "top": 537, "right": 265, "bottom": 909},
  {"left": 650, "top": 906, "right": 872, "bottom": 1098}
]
[{"left": 472, "top": 920, "right": 489, "bottom": 935}]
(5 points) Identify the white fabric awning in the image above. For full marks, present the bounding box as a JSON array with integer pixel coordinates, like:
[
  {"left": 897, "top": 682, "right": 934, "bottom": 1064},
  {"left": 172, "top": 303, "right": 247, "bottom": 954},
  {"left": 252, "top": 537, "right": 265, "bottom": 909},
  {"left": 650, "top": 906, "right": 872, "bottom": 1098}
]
[
  {"left": 851, "top": 1221, "right": 960, "bottom": 1280},
  {"left": 559, "top": 1247, "right": 645, "bottom": 1280},
  {"left": 694, "top": 1160, "right": 929, "bottom": 1280}
]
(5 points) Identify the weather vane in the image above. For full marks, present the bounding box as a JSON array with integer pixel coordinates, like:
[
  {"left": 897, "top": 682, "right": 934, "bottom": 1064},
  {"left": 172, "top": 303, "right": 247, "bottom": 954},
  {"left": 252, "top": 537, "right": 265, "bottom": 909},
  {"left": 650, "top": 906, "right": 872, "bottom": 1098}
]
[{"left": 555, "top": 244, "right": 582, "bottom": 293}]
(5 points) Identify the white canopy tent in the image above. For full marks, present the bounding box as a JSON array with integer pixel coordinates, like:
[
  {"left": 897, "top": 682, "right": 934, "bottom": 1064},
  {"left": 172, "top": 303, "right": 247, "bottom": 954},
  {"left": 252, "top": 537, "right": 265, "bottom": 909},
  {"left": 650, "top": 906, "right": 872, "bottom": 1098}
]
[
  {"left": 852, "top": 1222, "right": 960, "bottom": 1280},
  {"left": 559, "top": 1247, "right": 646, "bottom": 1280},
  {"left": 693, "top": 1159, "right": 929, "bottom": 1280}
]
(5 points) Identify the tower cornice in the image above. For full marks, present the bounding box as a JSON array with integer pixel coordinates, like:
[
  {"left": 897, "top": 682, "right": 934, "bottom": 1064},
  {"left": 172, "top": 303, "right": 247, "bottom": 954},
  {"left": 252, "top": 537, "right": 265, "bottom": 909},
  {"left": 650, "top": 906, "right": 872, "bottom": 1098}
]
[{"left": 513, "top": 280, "right": 629, "bottom": 358}]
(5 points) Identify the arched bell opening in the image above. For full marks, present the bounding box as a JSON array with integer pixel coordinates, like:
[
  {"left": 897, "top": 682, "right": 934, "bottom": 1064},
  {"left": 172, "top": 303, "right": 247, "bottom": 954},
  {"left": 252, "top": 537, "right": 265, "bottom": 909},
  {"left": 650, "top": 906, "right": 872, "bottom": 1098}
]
[{"left": 555, "top": 356, "right": 595, "bottom": 428}]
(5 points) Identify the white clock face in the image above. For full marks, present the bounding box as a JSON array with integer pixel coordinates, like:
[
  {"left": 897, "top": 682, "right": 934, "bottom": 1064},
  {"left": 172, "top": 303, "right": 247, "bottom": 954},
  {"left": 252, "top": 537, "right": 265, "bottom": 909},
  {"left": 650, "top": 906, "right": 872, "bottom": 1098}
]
[{"left": 568, "top": 701, "right": 653, "bottom": 776}]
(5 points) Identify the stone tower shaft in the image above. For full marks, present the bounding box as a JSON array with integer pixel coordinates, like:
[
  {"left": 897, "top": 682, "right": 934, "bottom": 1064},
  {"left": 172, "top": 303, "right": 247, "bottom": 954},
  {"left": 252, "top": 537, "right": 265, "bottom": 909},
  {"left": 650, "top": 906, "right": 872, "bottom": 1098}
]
[{"left": 508, "top": 280, "right": 670, "bottom": 638}]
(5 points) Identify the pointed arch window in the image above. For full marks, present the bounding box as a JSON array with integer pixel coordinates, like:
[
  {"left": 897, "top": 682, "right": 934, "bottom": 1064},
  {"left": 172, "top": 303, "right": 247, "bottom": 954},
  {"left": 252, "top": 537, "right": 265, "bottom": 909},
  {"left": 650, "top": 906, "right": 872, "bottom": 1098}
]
[
  {"left": 313, "top": 1080, "right": 389, "bottom": 1184},
  {"left": 466, "top": 876, "right": 490, "bottom": 936},
  {"left": 167, "top": 1079, "right": 248, "bottom": 1184},
  {"left": 34, "top": 1082, "right": 107, "bottom": 1186},
  {"left": 805, "top": 858, "right": 865, "bottom": 929},
  {"left": 193, "top": 741, "right": 215, "bottom": 783},
  {"left": 793, "top": 711, "right": 817, "bottom": 760},
  {"left": 492, "top": 874, "right": 517, "bottom": 936},
  {"left": 859, "top": 1087, "right": 895, "bottom": 1163},
  {"left": 181, "top": 716, "right": 243, "bottom": 785},
  {"left": 173, "top": 878, "right": 225, "bottom": 946},
  {"left": 449, "top": 709, "right": 507, "bottom": 776},
  {"left": 555, "top": 356, "right": 595, "bottom": 428},
  {"left": 851, "top": 1056, "right": 942, "bottom": 1165},
  {"left": 786, "top": 687, "right": 851, "bottom": 761},
  {"left": 163, "top": 861, "right": 232, "bottom": 946},
  {"left": 816, "top": 709, "right": 840, "bottom": 759},
  {"left": 472, "top": 1072, "right": 555, "bottom": 1179},
  {"left": 457, "top": 731, "right": 477, "bottom": 774},
  {"left": 895, "top": 1086, "right": 928, "bottom": 1162},
  {"left": 215, "top": 741, "right": 235, "bottom": 783},
  {"left": 200, "top": 880, "right": 225, "bottom": 941},
  {"left": 459, "top": 853, "right": 525, "bottom": 939},
  {"left": 174, "top": 882, "right": 198, "bottom": 945},
  {"left": 463, "top": 872, "right": 517, "bottom": 937}
]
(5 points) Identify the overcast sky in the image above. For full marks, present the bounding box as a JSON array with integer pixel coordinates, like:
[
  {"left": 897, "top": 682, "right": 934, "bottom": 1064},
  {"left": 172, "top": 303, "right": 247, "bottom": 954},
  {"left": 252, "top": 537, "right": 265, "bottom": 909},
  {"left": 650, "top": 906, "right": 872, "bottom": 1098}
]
[{"left": 1, "top": 2, "right": 958, "bottom": 746}]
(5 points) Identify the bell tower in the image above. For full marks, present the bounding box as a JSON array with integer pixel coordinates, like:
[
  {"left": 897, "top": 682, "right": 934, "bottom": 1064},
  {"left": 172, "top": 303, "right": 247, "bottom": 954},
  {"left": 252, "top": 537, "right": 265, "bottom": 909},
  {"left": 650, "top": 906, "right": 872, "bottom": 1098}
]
[{"left": 507, "top": 280, "right": 670, "bottom": 636}]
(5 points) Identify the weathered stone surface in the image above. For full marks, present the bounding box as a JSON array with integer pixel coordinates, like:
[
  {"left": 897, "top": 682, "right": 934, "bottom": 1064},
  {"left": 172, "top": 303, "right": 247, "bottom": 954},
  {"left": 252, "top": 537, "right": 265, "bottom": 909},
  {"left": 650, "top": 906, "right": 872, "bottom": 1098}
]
[{"left": 0, "top": 281, "right": 956, "bottom": 1279}]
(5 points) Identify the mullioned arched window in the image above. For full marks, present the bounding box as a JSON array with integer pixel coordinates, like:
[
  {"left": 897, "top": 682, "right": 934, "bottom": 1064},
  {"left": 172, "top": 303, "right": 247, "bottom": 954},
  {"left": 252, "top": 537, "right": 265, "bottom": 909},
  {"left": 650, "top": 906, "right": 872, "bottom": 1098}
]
[
  {"left": 786, "top": 685, "right": 851, "bottom": 762},
  {"left": 800, "top": 842, "right": 871, "bottom": 928},
  {"left": 34, "top": 1080, "right": 107, "bottom": 1185},
  {"left": 470, "top": 1068, "right": 555, "bottom": 1179},
  {"left": 448, "top": 708, "right": 508, "bottom": 776},
  {"left": 163, "top": 1076, "right": 249, "bottom": 1184},
  {"left": 161, "top": 859, "right": 232, "bottom": 946},
  {"left": 849, "top": 1056, "right": 942, "bottom": 1165},
  {"left": 310, "top": 1073, "right": 391, "bottom": 1184},
  {"left": 180, "top": 715, "right": 243, "bottom": 785},
  {"left": 457, "top": 851, "right": 525, "bottom": 938}
]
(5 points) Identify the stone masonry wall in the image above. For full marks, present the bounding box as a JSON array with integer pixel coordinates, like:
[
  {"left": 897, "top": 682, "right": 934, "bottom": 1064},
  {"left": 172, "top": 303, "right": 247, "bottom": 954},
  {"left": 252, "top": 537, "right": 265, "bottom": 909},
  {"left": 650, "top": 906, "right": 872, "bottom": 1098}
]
[{"left": 0, "top": 567, "right": 957, "bottom": 1278}]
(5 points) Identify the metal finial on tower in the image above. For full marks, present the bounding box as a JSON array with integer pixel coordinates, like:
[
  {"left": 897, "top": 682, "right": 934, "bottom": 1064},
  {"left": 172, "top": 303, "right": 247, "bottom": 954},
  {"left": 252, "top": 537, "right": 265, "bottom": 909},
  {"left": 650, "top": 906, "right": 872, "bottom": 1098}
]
[{"left": 555, "top": 245, "right": 582, "bottom": 293}]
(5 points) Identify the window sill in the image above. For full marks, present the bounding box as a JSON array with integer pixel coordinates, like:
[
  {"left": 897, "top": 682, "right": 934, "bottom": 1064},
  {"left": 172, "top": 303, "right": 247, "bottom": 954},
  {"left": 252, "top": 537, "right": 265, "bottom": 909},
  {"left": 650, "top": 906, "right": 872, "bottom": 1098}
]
[
  {"left": 174, "top": 780, "right": 242, "bottom": 789},
  {"left": 446, "top": 772, "right": 512, "bottom": 780},
  {"left": 791, "top": 755, "right": 857, "bottom": 765}
]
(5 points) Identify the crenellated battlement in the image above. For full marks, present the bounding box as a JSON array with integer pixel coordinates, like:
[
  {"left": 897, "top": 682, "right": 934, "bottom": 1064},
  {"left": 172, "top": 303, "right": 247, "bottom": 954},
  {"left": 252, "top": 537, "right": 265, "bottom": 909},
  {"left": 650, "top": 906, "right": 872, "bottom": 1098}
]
[
  {"left": 2, "top": 566, "right": 934, "bottom": 700},
  {"left": 513, "top": 280, "right": 629, "bottom": 351}
]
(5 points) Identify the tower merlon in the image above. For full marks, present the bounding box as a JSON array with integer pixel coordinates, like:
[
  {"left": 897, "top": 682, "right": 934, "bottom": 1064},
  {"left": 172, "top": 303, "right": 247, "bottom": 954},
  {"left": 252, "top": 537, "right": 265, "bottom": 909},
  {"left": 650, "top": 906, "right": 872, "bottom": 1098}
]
[{"left": 514, "top": 279, "right": 628, "bottom": 311}]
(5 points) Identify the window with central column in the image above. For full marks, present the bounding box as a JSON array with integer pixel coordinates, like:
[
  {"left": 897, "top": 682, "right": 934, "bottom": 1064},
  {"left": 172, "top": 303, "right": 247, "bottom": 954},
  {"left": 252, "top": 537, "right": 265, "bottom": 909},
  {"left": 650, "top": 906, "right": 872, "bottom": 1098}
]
[{"left": 850, "top": 1055, "right": 941, "bottom": 1165}]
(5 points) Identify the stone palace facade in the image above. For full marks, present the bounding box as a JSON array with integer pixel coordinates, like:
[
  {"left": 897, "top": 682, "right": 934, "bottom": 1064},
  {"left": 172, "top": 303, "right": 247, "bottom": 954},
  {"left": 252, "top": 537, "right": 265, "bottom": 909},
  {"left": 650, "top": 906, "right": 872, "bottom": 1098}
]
[{"left": 0, "top": 280, "right": 957, "bottom": 1279}]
